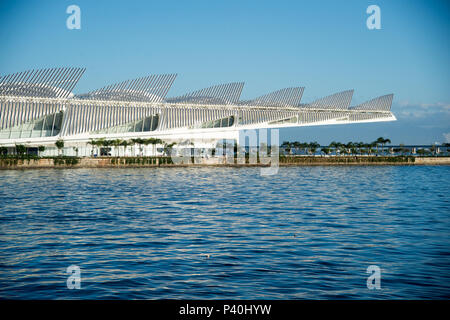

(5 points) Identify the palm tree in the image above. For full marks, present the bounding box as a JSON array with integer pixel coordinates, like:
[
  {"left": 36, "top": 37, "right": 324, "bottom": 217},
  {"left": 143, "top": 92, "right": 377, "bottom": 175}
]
[
  {"left": 329, "top": 141, "right": 338, "bottom": 156},
  {"left": 137, "top": 138, "right": 145, "bottom": 156},
  {"left": 281, "top": 141, "right": 291, "bottom": 154},
  {"left": 130, "top": 138, "right": 144, "bottom": 156},
  {"left": 336, "top": 142, "right": 344, "bottom": 156},
  {"left": 382, "top": 138, "right": 391, "bottom": 155},
  {"left": 345, "top": 142, "right": 355, "bottom": 155},
  {"left": 129, "top": 138, "right": 137, "bottom": 156},
  {"left": 353, "top": 142, "right": 360, "bottom": 155},
  {"left": 374, "top": 137, "right": 385, "bottom": 155},
  {"left": 360, "top": 143, "right": 368, "bottom": 155},
  {"left": 417, "top": 148, "right": 427, "bottom": 156},
  {"left": 309, "top": 142, "right": 320, "bottom": 155},
  {"left": 367, "top": 142, "right": 376, "bottom": 156},
  {"left": 144, "top": 138, "right": 163, "bottom": 156},
  {"left": 55, "top": 139, "right": 64, "bottom": 156},
  {"left": 120, "top": 140, "right": 129, "bottom": 157},
  {"left": 15, "top": 144, "right": 27, "bottom": 156},
  {"left": 89, "top": 138, "right": 106, "bottom": 156},
  {"left": 112, "top": 139, "right": 122, "bottom": 157},
  {"left": 88, "top": 139, "right": 97, "bottom": 156},
  {"left": 430, "top": 145, "right": 437, "bottom": 156},
  {"left": 303, "top": 142, "right": 310, "bottom": 155},
  {"left": 0, "top": 146, "right": 7, "bottom": 156},
  {"left": 368, "top": 142, "right": 375, "bottom": 155},
  {"left": 141, "top": 138, "right": 153, "bottom": 156},
  {"left": 297, "top": 142, "right": 307, "bottom": 155},
  {"left": 38, "top": 145, "right": 45, "bottom": 157},
  {"left": 154, "top": 138, "right": 164, "bottom": 156},
  {"left": 321, "top": 147, "right": 331, "bottom": 156},
  {"left": 356, "top": 142, "right": 365, "bottom": 155},
  {"left": 163, "top": 142, "right": 177, "bottom": 156},
  {"left": 102, "top": 140, "right": 113, "bottom": 156},
  {"left": 292, "top": 141, "right": 302, "bottom": 154}
]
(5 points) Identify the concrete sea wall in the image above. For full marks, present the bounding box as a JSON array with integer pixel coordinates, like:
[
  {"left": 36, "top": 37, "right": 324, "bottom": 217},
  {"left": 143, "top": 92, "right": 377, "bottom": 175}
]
[{"left": 1, "top": 156, "right": 450, "bottom": 169}]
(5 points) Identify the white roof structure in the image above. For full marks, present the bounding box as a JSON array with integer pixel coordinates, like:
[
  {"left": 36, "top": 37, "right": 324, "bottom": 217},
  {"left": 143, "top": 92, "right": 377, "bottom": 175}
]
[
  {"left": 239, "top": 87, "right": 305, "bottom": 108},
  {"left": 0, "top": 67, "right": 85, "bottom": 99},
  {"left": 166, "top": 82, "right": 244, "bottom": 105},
  {"left": 77, "top": 74, "right": 177, "bottom": 103},
  {"left": 0, "top": 67, "right": 396, "bottom": 146}
]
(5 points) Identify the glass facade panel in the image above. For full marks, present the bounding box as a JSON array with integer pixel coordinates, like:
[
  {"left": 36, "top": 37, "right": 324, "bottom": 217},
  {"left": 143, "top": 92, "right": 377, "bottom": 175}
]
[
  {"left": 0, "top": 112, "right": 63, "bottom": 138},
  {"left": 134, "top": 120, "right": 143, "bottom": 132},
  {"left": 93, "top": 114, "right": 159, "bottom": 134},
  {"left": 197, "top": 115, "right": 235, "bottom": 129},
  {"left": 53, "top": 112, "right": 63, "bottom": 135},
  {"left": 33, "top": 118, "right": 44, "bottom": 131}
]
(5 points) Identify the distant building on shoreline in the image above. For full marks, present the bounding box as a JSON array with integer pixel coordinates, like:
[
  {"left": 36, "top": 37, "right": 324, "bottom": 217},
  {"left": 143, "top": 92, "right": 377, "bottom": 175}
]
[{"left": 0, "top": 67, "right": 395, "bottom": 156}]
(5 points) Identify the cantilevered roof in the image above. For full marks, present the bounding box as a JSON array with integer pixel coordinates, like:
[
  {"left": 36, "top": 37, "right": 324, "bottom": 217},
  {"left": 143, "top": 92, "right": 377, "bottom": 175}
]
[
  {"left": 0, "top": 67, "right": 85, "bottom": 99},
  {"left": 166, "top": 82, "right": 244, "bottom": 105},
  {"left": 350, "top": 94, "right": 393, "bottom": 111},
  {"left": 300, "top": 89, "right": 354, "bottom": 110},
  {"left": 77, "top": 74, "right": 177, "bottom": 103},
  {"left": 239, "top": 87, "right": 305, "bottom": 107}
]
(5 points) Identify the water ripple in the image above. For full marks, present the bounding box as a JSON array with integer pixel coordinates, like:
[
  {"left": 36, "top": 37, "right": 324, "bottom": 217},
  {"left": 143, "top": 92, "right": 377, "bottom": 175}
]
[{"left": 0, "top": 166, "right": 449, "bottom": 299}]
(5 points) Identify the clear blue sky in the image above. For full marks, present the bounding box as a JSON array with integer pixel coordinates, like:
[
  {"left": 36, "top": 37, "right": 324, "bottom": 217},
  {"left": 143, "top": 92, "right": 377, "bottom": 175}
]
[{"left": 0, "top": 0, "right": 449, "bottom": 144}]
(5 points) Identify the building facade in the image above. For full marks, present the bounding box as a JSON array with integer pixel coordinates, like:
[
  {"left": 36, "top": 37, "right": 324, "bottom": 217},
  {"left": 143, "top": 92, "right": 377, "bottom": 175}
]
[{"left": 0, "top": 67, "right": 396, "bottom": 156}]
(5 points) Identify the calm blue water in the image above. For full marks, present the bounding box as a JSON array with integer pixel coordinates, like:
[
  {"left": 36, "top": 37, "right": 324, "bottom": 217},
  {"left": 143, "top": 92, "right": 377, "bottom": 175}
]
[{"left": 0, "top": 166, "right": 449, "bottom": 299}]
